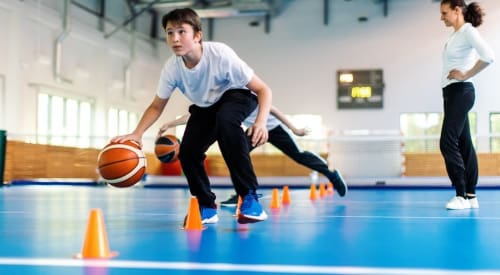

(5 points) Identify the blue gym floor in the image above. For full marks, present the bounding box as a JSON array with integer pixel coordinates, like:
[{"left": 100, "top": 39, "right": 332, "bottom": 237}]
[{"left": 1, "top": 181, "right": 500, "bottom": 274}]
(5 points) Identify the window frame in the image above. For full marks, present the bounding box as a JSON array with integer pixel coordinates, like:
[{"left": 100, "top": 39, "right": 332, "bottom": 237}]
[
  {"left": 400, "top": 112, "right": 477, "bottom": 153},
  {"left": 37, "top": 90, "right": 95, "bottom": 148}
]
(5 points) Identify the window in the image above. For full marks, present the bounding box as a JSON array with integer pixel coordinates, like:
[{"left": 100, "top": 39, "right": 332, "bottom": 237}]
[
  {"left": 287, "top": 114, "right": 326, "bottom": 153},
  {"left": 107, "top": 107, "right": 139, "bottom": 138},
  {"left": 400, "top": 112, "right": 476, "bottom": 152},
  {"left": 37, "top": 92, "right": 94, "bottom": 147},
  {"left": 490, "top": 113, "right": 500, "bottom": 152},
  {"left": 400, "top": 113, "right": 442, "bottom": 152},
  {"left": 253, "top": 114, "right": 326, "bottom": 154}
]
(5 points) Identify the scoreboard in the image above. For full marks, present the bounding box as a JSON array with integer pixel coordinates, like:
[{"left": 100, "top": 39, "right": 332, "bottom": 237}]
[{"left": 337, "top": 69, "right": 384, "bottom": 109}]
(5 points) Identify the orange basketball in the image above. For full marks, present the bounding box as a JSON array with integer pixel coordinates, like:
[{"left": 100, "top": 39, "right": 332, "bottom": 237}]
[
  {"left": 97, "top": 140, "right": 146, "bottom": 188},
  {"left": 155, "top": 135, "right": 180, "bottom": 163}
]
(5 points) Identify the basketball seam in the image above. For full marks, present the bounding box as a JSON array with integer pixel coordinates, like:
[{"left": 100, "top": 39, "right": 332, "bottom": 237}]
[
  {"left": 99, "top": 157, "right": 146, "bottom": 168},
  {"left": 102, "top": 157, "right": 147, "bottom": 184}
]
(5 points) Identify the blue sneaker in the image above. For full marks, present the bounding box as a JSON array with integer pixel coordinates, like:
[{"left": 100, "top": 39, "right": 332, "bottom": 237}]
[
  {"left": 327, "top": 170, "right": 347, "bottom": 197},
  {"left": 220, "top": 193, "right": 263, "bottom": 208},
  {"left": 200, "top": 206, "right": 219, "bottom": 224},
  {"left": 237, "top": 191, "right": 268, "bottom": 224}
]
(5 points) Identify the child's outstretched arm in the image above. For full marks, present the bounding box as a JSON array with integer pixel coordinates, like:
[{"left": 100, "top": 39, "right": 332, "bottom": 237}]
[
  {"left": 158, "top": 114, "right": 190, "bottom": 137},
  {"left": 270, "top": 106, "right": 309, "bottom": 137}
]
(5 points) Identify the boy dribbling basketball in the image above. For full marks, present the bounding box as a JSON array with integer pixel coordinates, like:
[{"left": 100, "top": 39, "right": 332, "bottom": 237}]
[{"left": 112, "top": 8, "right": 272, "bottom": 224}]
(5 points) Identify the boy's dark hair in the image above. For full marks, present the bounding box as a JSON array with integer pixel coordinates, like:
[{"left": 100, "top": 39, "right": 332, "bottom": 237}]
[
  {"left": 161, "top": 8, "right": 203, "bottom": 33},
  {"left": 441, "top": 0, "right": 485, "bottom": 27}
]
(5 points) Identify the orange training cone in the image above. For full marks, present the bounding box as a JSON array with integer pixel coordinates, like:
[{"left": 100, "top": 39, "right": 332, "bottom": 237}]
[
  {"left": 184, "top": 197, "right": 204, "bottom": 230},
  {"left": 75, "top": 208, "right": 118, "bottom": 259},
  {"left": 282, "top": 185, "right": 291, "bottom": 205},
  {"left": 234, "top": 195, "right": 242, "bottom": 217},
  {"left": 319, "top": 182, "right": 326, "bottom": 198},
  {"left": 326, "top": 182, "right": 334, "bottom": 195},
  {"left": 309, "top": 184, "right": 317, "bottom": 200},
  {"left": 269, "top": 188, "right": 281, "bottom": 209}
]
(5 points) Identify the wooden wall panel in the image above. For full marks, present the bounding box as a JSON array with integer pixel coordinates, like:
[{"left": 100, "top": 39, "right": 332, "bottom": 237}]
[
  {"left": 205, "top": 153, "right": 327, "bottom": 177},
  {"left": 6, "top": 141, "right": 47, "bottom": 179},
  {"left": 206, "top": 155, "right": 229, "bottom": 176},
  {"left": 3, "top": 141, "right": 162, "bottom": 181},
  {"left": 477, "top": 153, "right": 500, "bottom": 176},
  {"left": 145, "top": 154, "right": 162, "bottom": 175},
  {"left": 402, "top": 153, "right": 500, "bottom": 176},
  {"left": 402, "top": 153, "right": 446, "bottom": 176},
  {"left": 4, "top": 141, "right": 500, "bottom": 181}
]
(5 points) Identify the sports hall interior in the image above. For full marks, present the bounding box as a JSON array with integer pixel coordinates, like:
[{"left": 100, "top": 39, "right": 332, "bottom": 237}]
[{"left": 1, "top": 1, "right": 500, "bottom": 274}]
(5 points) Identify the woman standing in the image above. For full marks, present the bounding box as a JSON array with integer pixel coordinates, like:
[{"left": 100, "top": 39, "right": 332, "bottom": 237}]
[{"left": 439, "top": 0, "right": 494, "bottom": 210}]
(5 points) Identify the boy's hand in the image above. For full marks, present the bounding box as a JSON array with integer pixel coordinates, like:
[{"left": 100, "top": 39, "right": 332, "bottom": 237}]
[
  {"left": 111, "top": 133, "right": 143, "bottom": 148},
  {"left": 247, "top": 122, "right": 268, "bottom": 147},
  {"left": 157, "top": 123, "right": 170, "bottom": 138},
  {"left": 292, "top": 127, "right": 310, "bottom": 137}
]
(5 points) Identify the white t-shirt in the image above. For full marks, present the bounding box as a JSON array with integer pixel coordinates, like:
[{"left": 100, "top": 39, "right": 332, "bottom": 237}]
[
  {"left": 243, "top": 107, "right": 281, "bottom": 131},
  {"left": 441, "top": 23, "right": 495, "bottom": 88},
  {"left": 156, "top": 42, "right": 254, "bottom": 107}
]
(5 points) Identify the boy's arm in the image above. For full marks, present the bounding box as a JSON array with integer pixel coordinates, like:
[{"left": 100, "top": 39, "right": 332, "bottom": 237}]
[
  {"left": 158, "top": 114, "right": 190, "bottom": 137},
  {"left": 246, "top": 74, "right": 272, "bottom": 146},
  {"left": 270, "top": 106, "right": 308, "bottom": 137},
  {"left": 112, "top": 95, "right": 169, "bottom": 146}
]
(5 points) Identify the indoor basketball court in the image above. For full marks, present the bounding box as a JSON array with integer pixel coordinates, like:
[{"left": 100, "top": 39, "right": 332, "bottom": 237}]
[{"left": 2, "top": 182, "right": 500, "bottom": 275}]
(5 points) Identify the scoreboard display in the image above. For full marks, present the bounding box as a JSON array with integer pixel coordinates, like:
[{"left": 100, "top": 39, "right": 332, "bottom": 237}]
[{"left": 337, "top": 69, "right": 384, "bottom": 109}]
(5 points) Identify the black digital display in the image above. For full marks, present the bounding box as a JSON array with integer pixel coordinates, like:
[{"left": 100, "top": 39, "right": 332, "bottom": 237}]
[{"left": 337, "top": 69, "right": 384, "bottom": 109}]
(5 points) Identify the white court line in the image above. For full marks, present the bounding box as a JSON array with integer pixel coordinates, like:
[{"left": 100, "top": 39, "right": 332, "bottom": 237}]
[
  {"left": 322, "top": 215, "right": 500, "bottom": 221},
  {"left": 0, "top": 211, "right": 28, "bottom": 214},
  {"left": 4, "top": 212, "right": 500, "bottom": 221},
  {"left": 0, "top": 258, "right": 499, "bottom": 275}
]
